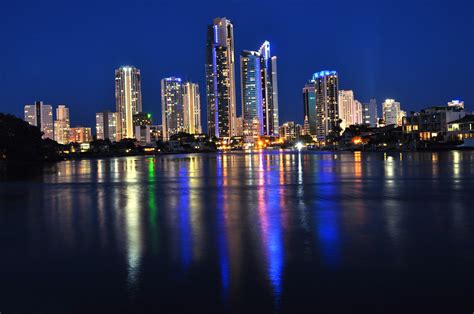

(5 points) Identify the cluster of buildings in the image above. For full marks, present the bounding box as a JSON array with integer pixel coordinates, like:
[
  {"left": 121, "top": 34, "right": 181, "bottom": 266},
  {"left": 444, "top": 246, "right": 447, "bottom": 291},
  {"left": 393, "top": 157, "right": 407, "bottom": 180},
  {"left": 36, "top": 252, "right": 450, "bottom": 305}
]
[{"left": 22, "top": 17, "right": 472, "bottom": 150}]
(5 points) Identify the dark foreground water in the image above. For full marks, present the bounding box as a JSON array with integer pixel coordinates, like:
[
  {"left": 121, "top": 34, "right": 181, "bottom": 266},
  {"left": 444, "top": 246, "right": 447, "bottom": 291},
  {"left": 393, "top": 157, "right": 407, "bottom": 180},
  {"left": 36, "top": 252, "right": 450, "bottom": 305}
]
[{"left": 1, "top": 151, "right": 474, "bottom": 313}]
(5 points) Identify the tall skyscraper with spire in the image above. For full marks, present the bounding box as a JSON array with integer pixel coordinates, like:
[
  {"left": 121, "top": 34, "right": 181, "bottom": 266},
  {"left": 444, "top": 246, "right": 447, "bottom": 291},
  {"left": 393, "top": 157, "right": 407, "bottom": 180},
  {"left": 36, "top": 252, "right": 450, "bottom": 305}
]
[
  {"left": 240, "top": 41, "right": 279, "bottom": 138},
  {"left": 205, "top": 17, "right": 237, "bottom": 138},
  {"left": 115, "top": 66, "right": 142, "bottom": 139},
  {"left": 258, "top": 41, "right": 279, "bottom": 137}
]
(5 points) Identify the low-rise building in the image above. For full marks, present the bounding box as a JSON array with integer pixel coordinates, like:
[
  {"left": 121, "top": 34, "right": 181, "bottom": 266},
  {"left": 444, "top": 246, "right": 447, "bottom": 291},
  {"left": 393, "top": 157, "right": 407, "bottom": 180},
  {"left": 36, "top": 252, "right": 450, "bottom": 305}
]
[
  {"left": 403, "top": 106, "right": 466, "bottom": 141},
  {"left": 447, "top": 115, "right": 474, "bottom": 140}
]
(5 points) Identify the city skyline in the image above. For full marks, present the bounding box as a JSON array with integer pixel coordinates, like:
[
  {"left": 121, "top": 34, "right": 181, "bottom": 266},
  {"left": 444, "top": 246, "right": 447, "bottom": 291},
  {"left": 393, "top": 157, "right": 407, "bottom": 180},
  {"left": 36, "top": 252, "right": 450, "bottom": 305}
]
[{"left": 1, "top": 0, "right": 471, "bottom": 130}]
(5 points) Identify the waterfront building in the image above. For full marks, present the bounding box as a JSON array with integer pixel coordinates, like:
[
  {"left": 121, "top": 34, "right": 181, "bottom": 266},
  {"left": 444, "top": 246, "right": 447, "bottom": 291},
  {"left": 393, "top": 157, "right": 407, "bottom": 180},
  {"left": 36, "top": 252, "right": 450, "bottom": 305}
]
[
  {"left": 303, "top": 83, "right": 317, "bottom": 136},
  {"left": 362, "top": 98, "right": 378, "bottom": 127},
  {"left": 241, "top": 50, "right": 262, "bottom": 137},
  {"left": 235, "top": 117, "right": 244, "bottom": 136},
  {"left": 382, "top": 99, "right": 403, "bottom": 126},
  {"left": 403, "top": 106, "right": 466, "bottom": 141},
  {"left": 280, "top": 121, "right": 297, "bottom": 141},
  {"left": 205, "top": 17, "right": 237, "bottom": 138},
  {"left": 96, "top": 111, "right": 121, "bottom": 142},
  {"left": 182, "top": 82, "right": 202, "bottom": 134},
  {"left": 54, "top": 105, "right": 70, "bottom": 144},
  {"left": 240, "top": 42, "right": 279, "bottom": 138},
  {"left": 115, "top": 66, "right": 142, "bottom": 139},
  {"left": 312, "top": 71, "right": 339, "bottom": 141},
  {"left": 161, "top": 77, "right": 185, "bottom": 141},
  {"left": 447, "top": 115, "right": 474, "bottom": 140},
  {"left": 135, "top": 125, "right": 163, "bottom": 144},
  {"left": 24, "top": 101, "right": 54, "bottom": 139},
  {"left": 69, "top": 127, "right": 92, "bottom": 143},
  {"left": 338, "top": 90, "right": 362, "bottom": 130}
]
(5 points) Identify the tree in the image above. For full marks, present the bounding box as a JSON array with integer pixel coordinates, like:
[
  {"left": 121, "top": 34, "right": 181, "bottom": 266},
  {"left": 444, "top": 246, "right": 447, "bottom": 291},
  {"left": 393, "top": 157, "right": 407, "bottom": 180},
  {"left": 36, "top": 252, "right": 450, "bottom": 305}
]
[{"left": 0, "top": 113, "right": 45, "bottom": 161}]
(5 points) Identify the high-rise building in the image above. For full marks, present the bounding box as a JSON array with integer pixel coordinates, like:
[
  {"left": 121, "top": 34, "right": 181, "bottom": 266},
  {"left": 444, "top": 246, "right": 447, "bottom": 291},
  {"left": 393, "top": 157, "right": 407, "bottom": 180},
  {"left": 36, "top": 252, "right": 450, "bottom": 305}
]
[
  {"left": 362, "top": 98, "right": 378, "bottom": 127},
  {"left": 271, "top": 56, "right": 279, "bottom": 136},
  {"left": 24, "top": 101, "right": 54, "bottom": 139},
  {"left": 240, "top": 50, "right": 262, "bottom": 137},
  {"left": 161, "top": 77, "right": 185, "bottom": 141},
  {"left": 303, "top": 83, "right": 317, "bottom": 135},
  {"left": 313, "top": 71, "right": 339, "bottom": 141},
  {"left": 258, "top": 41, "right": 279, "bottom": 136},
  {"left": 69, "top": 127, "right": 92, "bottom": 143},
  {"left": 240, "top": 41, "right": 279, "bottom": 137},
  {"left": 115, "top": 66, "right": 142, "bottom": 139},
  {"left": 383, "top": 99, "right": 402, "bottom": 126},
  {"left": 183, "top": 82, "right": 202, "bottom": 134},
  {"left": 205, "top": 17, "right": 237, "bottom": 138},
  {"left": 338, "top": 90, "right": 362, "bottom": 130},
  {"left": 54, "top": 105, "right": 70, "bottom": 144},
  {"left": 96, "top": 111, "right": 121, "bottom": 142}
]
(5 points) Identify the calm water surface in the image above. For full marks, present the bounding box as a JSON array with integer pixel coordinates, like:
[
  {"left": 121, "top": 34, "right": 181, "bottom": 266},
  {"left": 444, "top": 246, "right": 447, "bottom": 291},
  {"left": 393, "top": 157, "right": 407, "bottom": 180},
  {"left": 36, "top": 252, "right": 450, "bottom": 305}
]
[{"left": 1, "top": 151, "right": 474, "bottom": 313}]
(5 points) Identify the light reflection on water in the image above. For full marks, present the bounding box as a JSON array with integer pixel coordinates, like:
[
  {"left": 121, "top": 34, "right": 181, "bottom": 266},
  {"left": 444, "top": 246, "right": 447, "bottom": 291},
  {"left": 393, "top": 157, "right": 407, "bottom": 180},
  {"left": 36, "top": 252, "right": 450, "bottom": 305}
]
[{"left": 1, "top": 151, "right": 474, "bottom": 312}]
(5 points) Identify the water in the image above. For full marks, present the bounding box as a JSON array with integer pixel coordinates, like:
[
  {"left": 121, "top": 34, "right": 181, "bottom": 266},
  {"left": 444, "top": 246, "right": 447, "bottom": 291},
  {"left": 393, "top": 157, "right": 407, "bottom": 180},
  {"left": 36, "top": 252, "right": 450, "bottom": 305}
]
[{"left": 1, "top": 151, "right": 474, "bottom": 313}]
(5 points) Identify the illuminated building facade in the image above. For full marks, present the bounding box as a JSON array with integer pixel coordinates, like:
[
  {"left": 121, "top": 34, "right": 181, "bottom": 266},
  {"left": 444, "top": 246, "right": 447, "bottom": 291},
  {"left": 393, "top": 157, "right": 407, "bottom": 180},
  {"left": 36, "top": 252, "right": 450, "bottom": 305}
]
[
  {"left": 240, "top": 42, "right": 279, "bottom": 138},
  {"left": 183, "top": 82, "right": 202, "bottom": 134},
  {"left": 313, "top": 71, "right": 339, "bottom": 141},
  {"left": 338, "top": 90, "right": 362, "bottom": 130},
  {"left": 69, "top": 127, "right": 92, "bottom": 143},
  {"left": 205, "top": 17, "right": 237, "bottom": 138},
  {"left": 303, "top": 83, "right": 317, "bottom": 135},
  {"left": 96, "top": 111, "right": 121, "bottom": 142},
  {"left": 161, "top": 77, "right": 185, "bottom": 140},
  {"left": 362, "top": 98, "right": 378, "bottom": 127},
  {"left": 24, "top": 101, "right": 54, "bottom": 139},
  {"left": 115, "top": 66, "right": 142, "bottom": 139},
  {"left": 133, "top": 112, "right": 153, "bottom": 126},
  {"left": 241, "top": 50, "right": 262, "bottom": 137},
  {"left": 54, "top": 104, "right": 70, "bottom": 144},
  {"left": 383, "top": 99, "right": 402, "bottom": 126}
]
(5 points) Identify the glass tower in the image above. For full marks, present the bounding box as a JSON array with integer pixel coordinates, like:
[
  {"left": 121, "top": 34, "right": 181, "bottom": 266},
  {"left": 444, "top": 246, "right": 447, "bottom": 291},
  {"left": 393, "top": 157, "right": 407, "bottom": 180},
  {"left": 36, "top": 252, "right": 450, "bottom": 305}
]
[
  {"left": 161, "top": 77, "right": 185, "bottom": 140},
  {"left": 205, "top": 17, "right": 237, "bottom": 138}
]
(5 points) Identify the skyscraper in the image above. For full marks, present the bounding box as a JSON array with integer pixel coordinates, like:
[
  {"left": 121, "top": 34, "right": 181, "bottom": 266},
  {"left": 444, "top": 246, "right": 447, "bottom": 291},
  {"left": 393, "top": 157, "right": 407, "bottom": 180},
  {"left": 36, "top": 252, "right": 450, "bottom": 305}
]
[
  {"left": 205, "top": 17, "right": 237, "bottom": 138},
  {"left": 240, "top": 41, "right": 279, "bottom": 137},
  {"left": 183, "top": 82, "right": 202, "bottom": 134},
  {"left": 303, "top": 83, "right": 317, "bottom": 136},
  {"left": 383, "top": 99, "right": 402, "bottom": 126},
  {"left": 161, "top": 77, "right": 185, "bottom": 141},
  {"left": 362, "top": 98, "right": 378, "bottom": 127},
  {"left": 115, "top": 66, "right": 142, "bottom": 139},
  {"left": 271, "top": 56, "right": 279, "bottom": 136},
  {"left": 313, "top": 71, "right": 339, "bottom": 141},
  {"left": 24, "top": 101, "right": 54, "bottom": 139},
  {"left": 54, "top": 105, "right": 70, "bottom": 144},
  {"left": 240, "top": 50, "right": 262, "bottom": 137},
  {"left": 338, "top": 90, "right": 362, "bottom": 130},
  {"left": 258, "top": 41, "right": 278, "bottom": 136},
  {"left": 96, "top": 111, "right": 121, "bottom": 142}
]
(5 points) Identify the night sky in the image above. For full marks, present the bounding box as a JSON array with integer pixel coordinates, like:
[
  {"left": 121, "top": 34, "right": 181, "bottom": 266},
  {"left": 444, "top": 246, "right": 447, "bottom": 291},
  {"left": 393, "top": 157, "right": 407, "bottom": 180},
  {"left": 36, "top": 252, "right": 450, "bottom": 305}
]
[{"left": 1, "top": 0, "right": 472, "bottom": 130}]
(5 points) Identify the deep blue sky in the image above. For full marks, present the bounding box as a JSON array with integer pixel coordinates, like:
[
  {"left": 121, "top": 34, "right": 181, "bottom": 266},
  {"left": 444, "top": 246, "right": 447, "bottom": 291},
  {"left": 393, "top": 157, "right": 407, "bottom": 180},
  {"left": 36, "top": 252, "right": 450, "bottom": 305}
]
[{"left": 1, "top": 0, "right": 472, "bottom": 129}]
